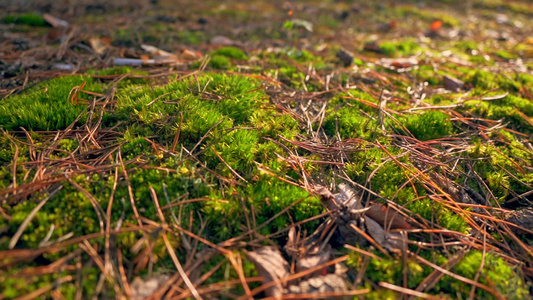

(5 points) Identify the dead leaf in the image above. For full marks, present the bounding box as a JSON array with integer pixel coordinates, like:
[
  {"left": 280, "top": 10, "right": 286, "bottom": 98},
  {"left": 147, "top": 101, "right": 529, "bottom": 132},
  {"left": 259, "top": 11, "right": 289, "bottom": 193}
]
[
  {"left": 141, "top": 44, "right": 173, "bottom": 57},
  {"left": 443, "top": 75, "right": 464, "bottom": 91},
  {"left": 285, "top": 227, "right": 299, "bottom": 258},
  {"left": 246, "top": 247, "right": 290, "bottom": 297},
  {"left": 296, "top": 246, "right": 332, "bottom": 278},
  {"left": 506, "top": 208, "right": 533, "bottom": 235},
  {"left": 43, "top": 13, "right": 69, "bottom": 28},
  {"left": 365, "top": 203, "right": 411, "bottom": 230},
  {"left": 153, "top": 55, "right": 180, "bottom": 64},
  {"left": 336, "top": 49, "right": 354, "bottom": 66},
  {"left": 335, "top": 183, "right": 362, "bottom": 210},
  {"left": 291, "top": 19, "right": 314, "bottom": 32},
  {"left": 364, "top": 216, "right": 403, "bottom": 252},
  {"left": 130, "top": 274, "right": 169, "bottom": 300},
  {"left": 181, "top": 48, "right": 202, "bottom": 60},
  {"left": 286, "top": 274, "right": 349, "bottom": 299},
  {"left": 211, "top": 35, "right": 244, "bottom": 47},
  {"left": 380, "top": 57, "right": 418, "bottom": 70},
  {"left": 89, "top": 37, "right": 110, "bottom": 55}
]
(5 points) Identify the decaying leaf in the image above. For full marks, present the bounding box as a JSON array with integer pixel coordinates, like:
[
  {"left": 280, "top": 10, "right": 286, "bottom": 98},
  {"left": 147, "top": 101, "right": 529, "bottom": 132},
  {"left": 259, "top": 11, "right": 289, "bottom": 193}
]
[
  {"left": 130, "top": 274, "right": 169, "bottom": 300},
  {"left": 286, "top": 274, "right": 349, "bottom": 299},
  {"left": 296, "top": 245, "right": 332, "bottom": 278},
  {"left": 364, "top": 215, "right": 403, "bottom": 252},
  {"left": 365, "top": 203, "right": 411, "bottom": 230},
  {"left": 506, "top": 208, "right": 533, "bottom": 236},
  {"left": 290, "top": 19, "right": 314, "bottom": 32},
  {"left": 246, "top": 247, "right": 290, "bottom": 297},
  {"left": 335, "top": 183, "right": 362, "bottom": 210},
  {"left": 379, "top": 57, "right": 418, "bottom": 70},
  {"left": 141, "top": 44, "right": 173, "bottom": 57},
  {"left": 89, "top": 37, "right": 110, "bottom": 55},
  {"left": 211, "top": 35, "right": 244, "bottom": 47},
  {"left": 313, "top": 183, "right": 410, "bottom": 251},
  {"left": 43, "top": 13, "right": 69, "bottom": 28},
  {"left": 336, "top": 49, "right": 354, "bottom": 67},
  {"left": 443, "top": 74, "right": 464, "bottom": 91},
  {"left": 181, "top": 48, "right": 202, "bottom": 60}
]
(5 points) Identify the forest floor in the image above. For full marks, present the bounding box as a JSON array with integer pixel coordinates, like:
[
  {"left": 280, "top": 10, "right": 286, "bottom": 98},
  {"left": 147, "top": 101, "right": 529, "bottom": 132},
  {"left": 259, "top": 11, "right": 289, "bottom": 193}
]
[{"left": 1, "top": 0, "right": 533, "bottom": 299}]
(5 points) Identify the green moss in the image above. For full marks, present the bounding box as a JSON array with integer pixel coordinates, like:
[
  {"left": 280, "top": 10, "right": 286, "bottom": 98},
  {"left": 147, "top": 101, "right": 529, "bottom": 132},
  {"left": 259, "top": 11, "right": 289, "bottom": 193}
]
[
  {"left": 403, "top": 111, "right": 454, "bottom": 141},
  {"left": 416, "top": 65, "right": 441, "bottom": 85},
  {"left": 495, "top": 50, "right": 518, "bottom": 60},
  {"left": 177, "top": 30, "right": 206, "bottom": 45},
  {"left": 212, "top": 46, "right": 248, "bottom": 60},
  {"left": 3, "top": 13, "right": 47, "bottom": 27},
  {"left": 442, "top": 251, "right": 528, "bottom": 299},
  {"left": 455, "top": 41, "right": 480, "bottom": 52},
  {"left": 0, "top": 76, "right": 104, "bottom": 131},
  {"left": 208, "top": 55, "right": 232, "bottom": 69},
  {"left": 378, "top": 40, "right": 421, "bottom": 57},
  {"left": 347, "top": 249, "right": 527, "bottom": 299},
  {"left": 323, "top": 91, "right": 379, "bottom": 140},
  {"left": 461, "top": 94, "right": 533, "bottom": 133}
]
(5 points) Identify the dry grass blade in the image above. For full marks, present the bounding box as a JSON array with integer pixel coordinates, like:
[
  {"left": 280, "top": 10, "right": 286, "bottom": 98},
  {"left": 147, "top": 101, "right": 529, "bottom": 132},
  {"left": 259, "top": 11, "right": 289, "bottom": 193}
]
[
  {"left": 413, "top": 252, "right": 502, "bottom": 298},
  {"left": 8, "top": 185, "right": 62, "bottom": 249},
  {"left": 379, "top": 282, "right": 442, "bottom": 300},
  {"left": 14, "top": 275, "right": 74, "bottom": 300},
  {"left": 149, "top": 186, "right": 202, "bottom": 300},
  {"left": 413, "top": 248, "right": 466, "bottom": 294}
]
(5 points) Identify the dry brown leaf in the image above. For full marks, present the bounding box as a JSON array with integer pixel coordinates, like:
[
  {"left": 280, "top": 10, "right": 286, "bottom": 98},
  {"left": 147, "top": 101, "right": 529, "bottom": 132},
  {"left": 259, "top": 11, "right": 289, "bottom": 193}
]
[
  {"left": 380, "top": 57, "right": 418, "bottom": 70},
  {"left": 336, "top": 49, "right": 354, "bottom": 66},
  {"left": 364, "top": 215, "right": 403, "bottom": 252},
  {"left": 335, "top": 183, "right": 362, "bottom": 210},
  {"left": 181, "top": 48, "right": 202, "bottom": 60},
  {"left": 365, "top": 203, "right": 411, "bottom": 230},
  {"left": 130, "top": 274, "right": 169, "bottom": 300},
  {"left": 296, "top": 246, "right": 332, "bottom": 278},
  {"left": 443, "top": 75, "right": 464, "bottom": 91},
  {"left": 246, "top": 247, "right": 290, "bottom": 297},
  {"left": 286, "top": 274, "right": 349, "bottom": 299},
  {"left": 141, "top": 44, "right": 173, "bottom": 57},
  {"left": 211, "top": 35, "right": 244, "bottom": 47},
  {"left": 89, "top": 37, "right": 110, "bottom": 55},
  {"left": 43, "top": 13, "right": 69, "bottom": 28}
]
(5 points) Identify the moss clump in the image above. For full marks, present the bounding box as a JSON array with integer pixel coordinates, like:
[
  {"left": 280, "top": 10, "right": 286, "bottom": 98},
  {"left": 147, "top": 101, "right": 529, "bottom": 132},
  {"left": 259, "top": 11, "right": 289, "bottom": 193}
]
[
  {"left": 0, "top": 71, "right": 326, "bottom": 297},
  {"left": 178, "top": 30, "right": 206, "bottom": 44},
  {"left": 0, "top": 76, "right": 104, "bottom": 131},
  {"left": 441, "top": 251, "right": 529, "bottom": 299},
  {"left": 322, "top": 91, "right": 379, "bottom": 140},
  {"left": 404, "top": 111, "right": 454, "bottom": 141},
  {"left": 208, "top": 55, "right": 231, "bottom": 69},
  {"left": 416, "top": 65, "right": 441, "bottom": 86},
  {"left": 461, "top": 94, "right": 533, "bottom": 133},
  {"left": 495, "top": 50, "right": 518, "bottom": 60},
  {"left": 3, "top": 13, "right": 47, "bottom": 27},
  {"left": 378, "top": 40, "right": 421, "bottom": 57},
  {"left": 465, "top": 70, "right": 522, "bottom": 92},
  {"left": 464, "top": 136, "right": 532, "bottom": 203},
  {"left": 212, "top": 46, "right": 248, "bottom": 60},
  {"left": 347, "top": 249, "right": 528, "bottom": 299}
]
